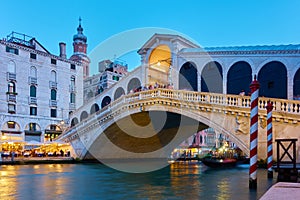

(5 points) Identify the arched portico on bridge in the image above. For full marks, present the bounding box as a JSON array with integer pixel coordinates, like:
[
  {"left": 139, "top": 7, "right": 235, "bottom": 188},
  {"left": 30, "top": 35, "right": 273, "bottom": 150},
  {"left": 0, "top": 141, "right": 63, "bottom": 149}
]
[
  {"left": 227, "top": 61, "right": 252, "bottom": 95},
  {"left": 114, "top": 87, "right": 125, "bottom": 100},
  {"left": 179, "top": 62, "right": 198, "bottom": 91},
  {"left": 127, "top": 77, "right": 141, "bottom": 93},
  {"left": 258, "top": 61, "right": 287, "bottom": 99},
  {"left": 101, "top": 96, "right": 112, "bottom": 108},
  {"left": 293, "top": 67, "right": 300, "bottom": 99},
  {"left": 201, "top": 61, "right": 223, "bottom": 93}
]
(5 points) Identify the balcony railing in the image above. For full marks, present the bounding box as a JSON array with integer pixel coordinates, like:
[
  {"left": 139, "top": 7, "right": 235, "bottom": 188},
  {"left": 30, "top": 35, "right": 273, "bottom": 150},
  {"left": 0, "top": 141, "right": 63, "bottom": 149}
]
[
  {"left": 69, "top": 103, "right": 76, "bottom": 110},
  {"left": 49, "top": 100, "right": 57, "bottom": 107},
  {"left": 7, "top": 94, "right": 16, "bottom": 102},
  {"left": 7, "top": 72, "right": 16, "bottom": 81},
  {"left": 49, "top": 81, "right": 57, "bottom": 89},
  {"left": 28, "top": 97, "right": 37, "bottom": 105},
  {"left": 28, "top": 77, "right": 37, "bottom": 85},
  {"left": 69, "top": 85, "right": 76, "bottom": 92}
]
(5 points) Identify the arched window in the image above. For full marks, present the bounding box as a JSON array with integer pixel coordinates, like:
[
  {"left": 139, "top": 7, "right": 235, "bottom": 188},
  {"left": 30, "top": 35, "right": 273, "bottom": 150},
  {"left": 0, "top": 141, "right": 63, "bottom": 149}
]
[
  {"left": 30, "top": 85, "right": 36, "bottom": 97},
  {"left": 51, "top": 89, "right": 57, "bottom": 100},
  {"left": 8, "top": 82, "right": 16, "bottom": 93},
  {"left": 71, "top": 76, "right": 75, "bottom": 87},
  {"left": 30, "top": 66, "right": 37, "bottom": 78},
  {"left": 70, "top": 93, "right": 75, "bottom": 103},
  {"left": 8, "top": 60, "right": 16, "bottom": 73},
  {"left": 51, "top": 70, "right": 57, "bottom": 82}
]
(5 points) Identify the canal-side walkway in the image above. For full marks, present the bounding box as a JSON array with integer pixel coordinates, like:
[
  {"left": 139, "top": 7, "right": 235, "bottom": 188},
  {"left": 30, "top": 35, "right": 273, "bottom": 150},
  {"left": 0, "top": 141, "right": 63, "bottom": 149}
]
[
  {"left": 260, "top": 182, "right": 300, "bottom": 200},
  {"left": 0, "top": 156, "right": 76, "bottom": 165}
]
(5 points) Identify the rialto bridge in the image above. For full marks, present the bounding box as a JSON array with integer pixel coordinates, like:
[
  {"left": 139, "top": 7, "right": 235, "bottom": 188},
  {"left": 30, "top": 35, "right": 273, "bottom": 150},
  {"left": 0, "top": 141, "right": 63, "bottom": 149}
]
[{"left": 58, "top": 34, "right": 300, "bottom": 164}]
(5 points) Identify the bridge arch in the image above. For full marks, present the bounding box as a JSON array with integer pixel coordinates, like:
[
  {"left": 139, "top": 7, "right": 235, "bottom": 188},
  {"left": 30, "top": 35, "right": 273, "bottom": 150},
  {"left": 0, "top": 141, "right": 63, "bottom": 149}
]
[
  {"left": 258, "top": 61, "right": 287, "bottom": 99},
  {"left": 70, "top": 117, "right": 79, "bottom": 127},
  {"left": 114, "top": 87, "right": 125, "bottom": 100},
  {"left": 101, "top": 96, "right": 112, "bottom": 108},
  {"left": 80, "top": 111, "right": 88, "bottom": 122},
  {"left": 293, "top": 67, "right": 300, "bottom": 99},
  {"left": 90, "top": 103, "right": 100, "bottom": 114},
  {"left": 127, "top": 77, "right": 141, "bottom": 93},
  {"left": 148, "top": 44, "right": 172, "bottom": 86},
  {"left": 227, "top": 61, "right": 252, "bottom": 95},
  {"left": 201, "top": 61, "right": 223, "bottom": 93},
  {"left": 179, "top": 62, "right": 198, "bottom": 91}
]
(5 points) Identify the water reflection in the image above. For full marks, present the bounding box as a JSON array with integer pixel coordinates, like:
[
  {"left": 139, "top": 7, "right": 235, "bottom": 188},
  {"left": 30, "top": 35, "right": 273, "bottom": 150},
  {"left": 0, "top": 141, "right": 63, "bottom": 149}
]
[{"left": 0, "top": 163, "right": 276, "bottom": 200}]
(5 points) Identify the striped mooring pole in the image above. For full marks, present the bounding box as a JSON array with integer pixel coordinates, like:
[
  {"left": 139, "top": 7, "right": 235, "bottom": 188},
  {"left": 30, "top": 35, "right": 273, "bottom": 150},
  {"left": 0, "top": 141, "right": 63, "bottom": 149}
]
[
  {"left": 266, "top": 101, "right": 274, "bottom": 178},
  {"left": 249, "top": 75, "right": 260, "bottom": 189}
]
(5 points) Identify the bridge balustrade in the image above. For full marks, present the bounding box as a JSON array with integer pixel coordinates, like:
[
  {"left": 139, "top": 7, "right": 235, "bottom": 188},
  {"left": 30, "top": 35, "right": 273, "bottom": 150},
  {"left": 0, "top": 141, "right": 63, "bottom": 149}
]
[{"left": 59, "top": 88, "right": 300, "bottom": 141}]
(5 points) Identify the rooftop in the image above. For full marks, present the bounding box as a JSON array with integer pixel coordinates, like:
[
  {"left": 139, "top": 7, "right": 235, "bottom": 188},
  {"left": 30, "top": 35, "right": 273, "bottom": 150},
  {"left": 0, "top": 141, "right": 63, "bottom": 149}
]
[
  {"left": 180, "top": 44, "right": 300, "bottom": 53},
  {"left": 6, "top": 31, "right": 35, "bottom": 48}
]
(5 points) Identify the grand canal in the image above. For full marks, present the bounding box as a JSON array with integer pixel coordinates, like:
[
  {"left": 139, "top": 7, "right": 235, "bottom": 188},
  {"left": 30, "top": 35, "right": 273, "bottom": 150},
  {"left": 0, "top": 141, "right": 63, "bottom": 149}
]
[{"left": 0, "top": 162, "right": 276, "bottom": 200}]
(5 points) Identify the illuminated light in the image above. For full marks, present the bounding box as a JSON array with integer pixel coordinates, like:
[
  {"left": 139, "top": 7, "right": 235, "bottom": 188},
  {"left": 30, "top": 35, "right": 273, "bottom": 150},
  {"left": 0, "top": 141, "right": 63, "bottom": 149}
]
[{"left": 157, "top": 62, "right": 161, "bottom": 66}]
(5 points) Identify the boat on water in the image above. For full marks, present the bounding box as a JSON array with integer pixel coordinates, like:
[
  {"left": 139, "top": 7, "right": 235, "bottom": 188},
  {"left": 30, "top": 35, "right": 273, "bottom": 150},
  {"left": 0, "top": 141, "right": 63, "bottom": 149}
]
[{"left": 201, "top": 157, "right": 237, "bottom": 168}]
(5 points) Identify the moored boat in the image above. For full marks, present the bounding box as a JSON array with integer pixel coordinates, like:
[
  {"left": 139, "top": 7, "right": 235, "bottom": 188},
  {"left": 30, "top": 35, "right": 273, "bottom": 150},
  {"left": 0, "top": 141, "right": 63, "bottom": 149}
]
[{"left": 201, "top": 157, "right": 237, "bottom": 168}]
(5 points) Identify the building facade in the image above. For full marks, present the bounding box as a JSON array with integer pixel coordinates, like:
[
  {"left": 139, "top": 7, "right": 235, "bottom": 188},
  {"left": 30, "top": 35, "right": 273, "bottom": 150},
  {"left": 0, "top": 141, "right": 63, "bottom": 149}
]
[
  {"left": 0, "top": 23, "right": 85, "bottom": 148},
  {"left": 84, "top": 59, "right": 128, "bottom": 102}
]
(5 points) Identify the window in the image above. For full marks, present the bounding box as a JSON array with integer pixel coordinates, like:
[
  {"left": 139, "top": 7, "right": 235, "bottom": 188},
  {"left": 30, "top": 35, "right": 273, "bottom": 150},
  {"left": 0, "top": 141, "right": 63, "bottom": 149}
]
[
  {"left": 70, "top": 64, "right": 76, "bottom": 70},
  {"left": 71, "top": 76, "right": 75, "bottom": 87},
  {"left": 51, "top": 58, "right": 57, "bottom": 65},
  {"left": 30, "top": 85, "right": 36, "bottom": 97},
  {"left": 70, "top": 93, "right": 76, "bottom": 103},
  {"left": 30, "top": 66, "right": 37, "bottom": 78},
  {"left": 51, "top": 89, "right": 56, "bottom": 100},
  {"left": 30, "top": 107, "right": 37, "bottom": 115},
  {"left": 51, "top": 70, "right": 57, "bottom": 82},
  {"left": 8, "top": 82, "right": 16, "bottom": 93},
  {"left": 7, "top": 121, "right": 16, "bottom": 129},
  {"left": 8, "top": 104, "right": 16, "bottom": 114},
  {"left": 30, "top": 53, "right": 36, "bottom": 59},
  {"left": 6, "top": 46, "right": 19, "bottom": 55},
  {"left": 51, "top": 109, "right": 57, "bottom": 118},
  {"left": 29, "top": 123, "right": 37, "bottom": 131},
  {"left": 113, "top": 76, "right": 119, "bottom": 81},
  {"left": 50, "top": 125, "right": 56, "bottom": 130}
]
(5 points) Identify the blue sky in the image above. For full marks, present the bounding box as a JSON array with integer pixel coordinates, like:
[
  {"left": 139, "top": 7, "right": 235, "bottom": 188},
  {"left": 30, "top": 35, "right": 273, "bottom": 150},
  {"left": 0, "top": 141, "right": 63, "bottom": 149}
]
[{"left": 1, "top": 0, "right": 300, "bottom": 74}]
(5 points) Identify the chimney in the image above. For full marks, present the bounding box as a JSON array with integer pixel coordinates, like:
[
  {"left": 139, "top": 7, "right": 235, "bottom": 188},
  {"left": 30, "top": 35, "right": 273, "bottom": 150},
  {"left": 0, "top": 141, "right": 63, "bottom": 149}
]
[{"left": 59, "top": 42, "right": 66, "bottom": 58}]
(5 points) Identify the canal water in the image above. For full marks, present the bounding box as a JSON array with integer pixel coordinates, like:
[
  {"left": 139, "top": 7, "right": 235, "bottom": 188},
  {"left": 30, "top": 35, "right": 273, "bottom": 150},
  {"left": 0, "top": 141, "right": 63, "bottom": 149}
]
[{"left": 0, "top": 162, "right": 276, "bottom": 200}]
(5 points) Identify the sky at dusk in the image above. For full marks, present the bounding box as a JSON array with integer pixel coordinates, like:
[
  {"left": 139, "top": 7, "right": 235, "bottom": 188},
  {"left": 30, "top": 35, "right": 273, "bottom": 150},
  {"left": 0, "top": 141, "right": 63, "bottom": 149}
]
[{"left": 1, "top": 0, "right": 300, "bottom": 74}]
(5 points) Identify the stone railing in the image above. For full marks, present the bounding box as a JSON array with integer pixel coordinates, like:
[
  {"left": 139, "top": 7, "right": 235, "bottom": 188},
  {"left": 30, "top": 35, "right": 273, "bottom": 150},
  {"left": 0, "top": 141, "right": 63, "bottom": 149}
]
[{"left": 58, "top": 88, "right": 300, "bottom": 141}]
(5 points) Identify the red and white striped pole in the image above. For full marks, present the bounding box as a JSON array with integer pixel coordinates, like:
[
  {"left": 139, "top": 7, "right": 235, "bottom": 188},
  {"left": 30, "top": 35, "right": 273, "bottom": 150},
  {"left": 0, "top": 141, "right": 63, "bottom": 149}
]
[
  {"left": 249, "top": 75, "right": 260, "bottom": 189},
  {"left": 266, "top": 101, "right": 274, "bottom": 178}
]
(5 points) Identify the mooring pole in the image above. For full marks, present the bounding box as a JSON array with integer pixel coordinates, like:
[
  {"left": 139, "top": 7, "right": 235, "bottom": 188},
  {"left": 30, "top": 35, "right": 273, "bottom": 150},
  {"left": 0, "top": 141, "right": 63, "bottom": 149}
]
[
  {"left": 266, "top": 101, "right": 274, "bottom": 178},
  {"left": 249, "top": 75, "right": 260, "bottom": 189}
]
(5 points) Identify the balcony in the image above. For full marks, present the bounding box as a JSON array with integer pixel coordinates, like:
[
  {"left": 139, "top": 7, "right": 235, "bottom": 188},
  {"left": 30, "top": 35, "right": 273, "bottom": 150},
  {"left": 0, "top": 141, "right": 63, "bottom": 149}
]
[
  {"left": 49, "top": 100, "right": 57, "bottom": 107},
  {"left": 28, "top": 77, "right": 37, "bottom": 85},
  {"left": 69, "top": 85, "right": 76, "bottom": 92},
  {"left": 69, "top": 103, "right": 76, "bottom": 110},
  {"left": 7, "top": 72, "right": 16, "bottom": 81},
  {"left": 7, "top": 93, "right": 16, "bottom": 102},
  {"left": 49, "top": 81, "right": 57, "bottom": 89},
  {"left": 28, "top": 97, "right": 37, "bottom": 105}
]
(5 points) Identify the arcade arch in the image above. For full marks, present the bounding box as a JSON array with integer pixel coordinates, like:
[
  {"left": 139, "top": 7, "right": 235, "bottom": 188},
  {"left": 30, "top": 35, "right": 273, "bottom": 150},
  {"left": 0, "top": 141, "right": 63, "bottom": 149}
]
[
  {"left": 201, "top": 61, "right": 223, "bottom": 93},
  {"left": 179, "top": 62, "right": 198, "bottom": 91},
  {"left": 258, "top": 61, "right": 287, "bottom": 99},
  {"left": 227, "top": 61, "right": 252, "bottom": 95}
]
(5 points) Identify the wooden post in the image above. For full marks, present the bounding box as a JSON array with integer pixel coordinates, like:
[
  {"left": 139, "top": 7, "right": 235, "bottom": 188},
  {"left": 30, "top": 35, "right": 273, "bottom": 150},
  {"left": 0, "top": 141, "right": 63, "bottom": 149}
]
[
  {"left": 249, "top": 75, "right": 260, "bottom": 189},
  {"left": 266, "top": 101, "right": 273, "bottom": 178}
]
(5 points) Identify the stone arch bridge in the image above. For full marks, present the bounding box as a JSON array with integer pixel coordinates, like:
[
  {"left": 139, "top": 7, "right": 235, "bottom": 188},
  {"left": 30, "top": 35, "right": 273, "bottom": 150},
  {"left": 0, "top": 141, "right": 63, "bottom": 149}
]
[{"left": 58, "top": 88, "right": 300, "bottom": 162}]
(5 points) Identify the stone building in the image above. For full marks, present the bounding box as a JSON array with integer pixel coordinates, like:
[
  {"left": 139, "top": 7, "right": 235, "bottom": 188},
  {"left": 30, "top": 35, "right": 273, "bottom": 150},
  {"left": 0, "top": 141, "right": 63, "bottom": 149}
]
[
  {"left": 0, "top": 20, "right": 87, "bottom": 147},
  {"left": 84, "top": 59, "right": 128, "bottom": 102}
]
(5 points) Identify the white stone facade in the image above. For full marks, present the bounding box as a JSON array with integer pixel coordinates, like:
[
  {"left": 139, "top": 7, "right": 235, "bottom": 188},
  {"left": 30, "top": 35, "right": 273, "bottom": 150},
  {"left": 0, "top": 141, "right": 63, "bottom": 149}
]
[{"left": 0, "top": 33, "right": 83, "bottom": 144}]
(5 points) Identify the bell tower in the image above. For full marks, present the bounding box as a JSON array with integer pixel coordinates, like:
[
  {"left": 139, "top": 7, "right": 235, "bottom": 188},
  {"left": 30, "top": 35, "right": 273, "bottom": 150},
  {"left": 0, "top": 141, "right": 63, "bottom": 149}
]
[{"left": 70, "top": 17, "right": 90, "bottom": 79}]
